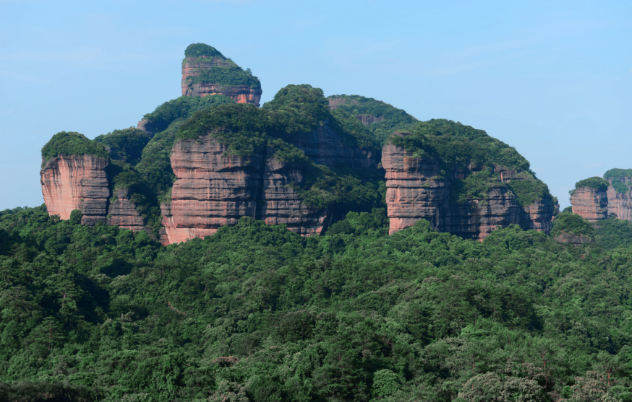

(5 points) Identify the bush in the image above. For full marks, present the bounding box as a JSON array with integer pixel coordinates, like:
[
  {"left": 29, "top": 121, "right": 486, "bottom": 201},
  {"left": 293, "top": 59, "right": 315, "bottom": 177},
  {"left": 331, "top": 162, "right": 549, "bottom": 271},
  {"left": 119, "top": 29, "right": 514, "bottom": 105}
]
[
  {"left": 94, "top": 127, "right": 150, "bottom": 165},
  {"left": 184, "top": 43, "right": 226, "bottom": 59}
]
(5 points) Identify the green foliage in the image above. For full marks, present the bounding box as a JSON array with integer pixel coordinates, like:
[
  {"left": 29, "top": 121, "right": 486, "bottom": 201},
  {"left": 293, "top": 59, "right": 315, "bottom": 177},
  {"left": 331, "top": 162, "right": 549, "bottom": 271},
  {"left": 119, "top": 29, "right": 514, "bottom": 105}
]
[
  {"left": 41, "top": 131, "right": 109, "bottom": 167},
  {"left": 506, "top": 175, "right": 554, "bottom": 206},
  {"left": 185, "top": 66, "right": 261, "bottom": 88},
  {"left": 388, "top": 120, "right": 553, "bottom": 207},
  {"left": 184, "top": 43, "right": 226, "bottom": 59},
  {"left": 451, "top": 168, "right": 504, "bottom": 204},
  {"left": 3, "top": 207, "right": 632, "bottom": 400},
  {"left": 142, "top": 95, "right": 235, "bottom": 134},
  {"left": 94, "top": 127, "right": 150, "bottom": 165},
  {"left": 328, "top": 94, "right": 418, "bottom": 146},
  {"left": 550, "top": 211, "right": 595, "bottom": 237},
  {"left": 604, "top": 169, "right": 632, "bottom": 194},
  {"left": 594, "top": 215, "right": 632, "bottom": 249},
  {"left": 575, "top": 176, "right": 610, "bottom": 192},
  {"left": 263, "top": 85, "right": 377, "bottom": 150}
]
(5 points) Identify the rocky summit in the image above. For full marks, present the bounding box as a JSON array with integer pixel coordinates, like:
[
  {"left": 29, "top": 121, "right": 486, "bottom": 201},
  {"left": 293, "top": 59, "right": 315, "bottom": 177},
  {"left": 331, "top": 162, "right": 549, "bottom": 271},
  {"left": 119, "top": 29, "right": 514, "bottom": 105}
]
[{"left": 41, "top": 42, "right": 560, "bottom": 245}]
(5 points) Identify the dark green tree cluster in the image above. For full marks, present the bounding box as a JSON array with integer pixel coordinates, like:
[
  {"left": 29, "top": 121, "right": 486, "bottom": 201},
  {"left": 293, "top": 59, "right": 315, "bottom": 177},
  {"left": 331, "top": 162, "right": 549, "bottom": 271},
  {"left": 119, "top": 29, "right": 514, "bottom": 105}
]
[
  {"left": 142, "top": 95, "right": 235, "bottom": 134},
  {"left": 569, "top": 176, "right": 611, "bottom": 197},
  {"left": 2, "top": 205, "right": 632, "bottom": 401},
  {"left": 327, "top": 94, "right": 418, "bottom": 146},
  {"left": 388, "top": 120, "right": 555, "bottom": 208},
  {"left": 183, "top": 43, "right": 261, "bottom": 89},
  {"left": 94, "top": 128, "right": 151, "bottom": 165},
  {"left": 41, "top": 131, "right": 110, "bottom": 167},
  {"left": 605, "top": 169, "right": 632, "bottom": 194},
  {"left": 185, "top": 43, "right": 227, "bottom": 59}
]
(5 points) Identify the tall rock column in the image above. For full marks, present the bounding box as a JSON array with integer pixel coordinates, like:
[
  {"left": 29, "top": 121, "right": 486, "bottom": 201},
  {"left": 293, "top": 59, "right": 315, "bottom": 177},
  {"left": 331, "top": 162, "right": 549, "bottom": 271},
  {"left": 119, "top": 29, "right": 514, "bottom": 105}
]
[
  {"left": 382, "top": 134, "right": 450, "bottom": 235},
  {"left": 161, "top": 136, "right": 264, "bottom": 245},
  {"left": 40, "top": 155, "right": 110, "bottom": 225},
  {"left": 571, "top": 187, "right": 608, "bottom": 222}
]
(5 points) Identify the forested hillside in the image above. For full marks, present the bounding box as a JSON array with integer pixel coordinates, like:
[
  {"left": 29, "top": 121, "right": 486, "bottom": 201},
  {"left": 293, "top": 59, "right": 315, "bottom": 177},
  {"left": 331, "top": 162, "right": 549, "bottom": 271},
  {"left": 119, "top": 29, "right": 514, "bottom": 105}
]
[{"left": 1, "top": 204, "right": 632, "bottom": 401}]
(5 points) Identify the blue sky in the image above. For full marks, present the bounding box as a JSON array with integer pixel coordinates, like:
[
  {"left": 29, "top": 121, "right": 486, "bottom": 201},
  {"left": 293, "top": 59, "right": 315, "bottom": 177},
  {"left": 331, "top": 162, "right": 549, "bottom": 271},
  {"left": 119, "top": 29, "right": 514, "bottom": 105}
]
[{"left": 0, "top": 0, "right": 630, "bottom": 210}]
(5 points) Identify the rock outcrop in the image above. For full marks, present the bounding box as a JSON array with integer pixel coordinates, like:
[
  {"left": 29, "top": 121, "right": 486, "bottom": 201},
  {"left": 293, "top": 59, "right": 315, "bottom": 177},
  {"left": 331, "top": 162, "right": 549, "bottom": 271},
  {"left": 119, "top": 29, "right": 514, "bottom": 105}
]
[
  {"left": 41, "top": 155, "right": 110, "bottom": 226},
  {"left": 571, "top": 187, "right": 609, "bottom": 222},
  {"left": 383, "top": 133, "right": 555, "bottom": 240},
  {"left": 607, "top": 179, "right": 632, "bottom": 221},
  {"left": 161, "top": 136, "right": 264, "bottom": 245},
  {"left": 181, "top": 56, "right": 262, "bottom": 106},
  {"left": 107, "top": 188, "right": 146, "bottom": 233}
]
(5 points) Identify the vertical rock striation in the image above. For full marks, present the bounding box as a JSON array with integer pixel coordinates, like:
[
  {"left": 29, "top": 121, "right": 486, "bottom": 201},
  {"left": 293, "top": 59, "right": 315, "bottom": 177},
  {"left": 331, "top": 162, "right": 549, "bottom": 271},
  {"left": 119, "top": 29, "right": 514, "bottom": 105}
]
[
  {"left": 571, "top": 187, "right": 609, "bottom": 222},
  {"left": 161, "top": 136, "right": 264, "bottom": 245},
  {"left": 383, "top": 133, "right": 555, "bottom": 240},
  {"left": 607, "top": 178, "right": 632, "bottom": 221},
  {"left": 41, "top": 155, "right": 110, "bottom": 225}
]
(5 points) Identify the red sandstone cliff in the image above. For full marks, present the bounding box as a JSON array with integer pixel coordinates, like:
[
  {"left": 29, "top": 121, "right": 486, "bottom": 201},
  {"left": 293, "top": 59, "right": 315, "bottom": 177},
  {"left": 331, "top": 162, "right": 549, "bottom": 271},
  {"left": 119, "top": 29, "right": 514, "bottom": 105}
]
[
  {"left": 259, "top": 157, "right": 329, "bottom": 236},
  {"left": 181, "top": 56, "right": 262, "bottom": 106},
  {"left": 607, "top": 178, "right": 632, "bottom": 221},
  {"left": 41, "top": 155, "right": 110, "bottom": 226},
  {"left": 571, "top": 187, "right": 608, "bottom": 222},
  {"left": 160, "top": 136, "right": 264, "bottom": 245},
  {"left": 107, "top": 188, "right": 146, "bottom": 233},
  {"left": 383, "top": 134, "right": 554, "bottom": 239}
]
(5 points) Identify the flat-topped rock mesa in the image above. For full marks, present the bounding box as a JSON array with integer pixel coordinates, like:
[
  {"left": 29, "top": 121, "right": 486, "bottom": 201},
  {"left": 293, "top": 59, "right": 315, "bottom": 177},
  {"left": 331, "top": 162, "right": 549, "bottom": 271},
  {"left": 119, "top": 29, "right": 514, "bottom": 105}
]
[
  {"left": 570, "top": 170, "right": 632, "bottom": 223},
  {"left": 383, "top": 125, "right": 557, "bottom": 240},
  {"left": 327, "top": 94, "right": 417, "bottom": 146},
  {"left": 181, "top": 43, "right": 262, "bottom": 106},
  {"left": 41, "top": 131, "right": 154, "bottom": 234},
  {"left": 160, "top": 85, "right": 382, "bottom": 244}
]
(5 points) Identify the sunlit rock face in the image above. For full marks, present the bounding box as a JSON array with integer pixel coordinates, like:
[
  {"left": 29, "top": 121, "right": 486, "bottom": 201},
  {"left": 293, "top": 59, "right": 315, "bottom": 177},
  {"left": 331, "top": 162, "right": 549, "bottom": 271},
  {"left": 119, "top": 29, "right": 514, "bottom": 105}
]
[
  {"left": 571, "top": 187, "right": 609, "bottom": 222},
  {"left": 40, "top": 154, "right": 110, "bottom": 226}
]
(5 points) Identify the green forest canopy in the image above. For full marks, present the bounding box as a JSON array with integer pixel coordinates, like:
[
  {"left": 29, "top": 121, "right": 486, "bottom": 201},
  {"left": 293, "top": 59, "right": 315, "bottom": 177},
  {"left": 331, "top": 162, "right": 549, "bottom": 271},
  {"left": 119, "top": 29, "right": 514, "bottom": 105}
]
[
  {"left": 387, "top": 120, "right": 554, "bottom": 207},
  {"left": 328, "top": 94, "right": 418, "bottom": 146},
  {"left": 41, "top": 131, "right": 110, "bottom": 167},
  {"left": 2, "top": 205, "right": 632, "bottom": 401}
]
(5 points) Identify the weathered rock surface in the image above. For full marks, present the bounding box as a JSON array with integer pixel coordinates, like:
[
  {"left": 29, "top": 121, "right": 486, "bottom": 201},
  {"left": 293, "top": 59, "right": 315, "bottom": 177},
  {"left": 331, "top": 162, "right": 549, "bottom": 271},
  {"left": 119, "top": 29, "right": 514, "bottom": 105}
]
[
  {"left": 136, "top": 119, "right": 153, "bottom": 136},
  {"left": 278, "top": 123, "right": 380, "bottom": 171},
  {"left": 161, "top": 136, "right": 264, "bottom": 245},
  {"left": 383, "top": 134, "right": 555, "bottom": 239},
  {"left": 571, "top": 187, "right": 608, "bottom": 222},
  {"left": 554, "top": 232, "right": 594, "bottom": 245},
  {"left": 181, "top": 56, "right": 262, "bottom": 106},
  {"left": 259, "top": 157, "right": 329, "bottom": 236},
  {"left": 107, "top": 188, "right": 146, "bottom": 232},
  {"left": 607, "top": 178, "right": 632, "bottom": 221},
  {"left": 41, "top": 155, "right": 110, "bottom": 226}
]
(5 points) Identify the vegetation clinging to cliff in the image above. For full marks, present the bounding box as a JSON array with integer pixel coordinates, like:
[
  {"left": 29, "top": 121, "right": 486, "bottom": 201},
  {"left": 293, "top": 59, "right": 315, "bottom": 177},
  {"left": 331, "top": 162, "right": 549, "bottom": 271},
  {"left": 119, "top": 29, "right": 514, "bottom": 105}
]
[
  {"left": 328, "top": 94, "right": 417, "bottom": 146},
  {"left": 41, "top": 131, "right": 110, "bottom": 167},
  {"left": 604, "top": 169, "right": 632, "bottom": 194},
  {"left": 550, "top": 210, "right": 595, "bottom": 237},
  {"left": 574, "top": 176, "right": 610, "bottom": 192},
  {"left": 185, "top": 66, "right": 261, "bottom": 89}
]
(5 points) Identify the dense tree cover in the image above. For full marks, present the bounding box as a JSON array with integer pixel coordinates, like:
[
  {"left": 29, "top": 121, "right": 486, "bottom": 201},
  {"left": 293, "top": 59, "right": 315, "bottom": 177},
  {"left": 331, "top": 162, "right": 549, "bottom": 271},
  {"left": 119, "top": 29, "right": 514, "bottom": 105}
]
[
  {"left": 185, "top": 43, "right": 227, "bottom": 59},
  {"left": 327, "top": 95, "right": 418, "bottom": 146},
  {"left": 570, "top": 177, "right": 611, "bottom": 197},
  {"left": 550, "top": 211, "right": 595, "bottom": 238},
  {"left": 186, "top": 67, "right": 261, "bottom": 89},
  {"left": 388, "top": 120, "right": 555, "bottom": 208},
  {"left": 94, "top": 128, "right": 151, "bottom": 165},
  {"left": 604, "top": 169, "right": 632, "bottom": 194},
  {"left": 41, "top": 132, "right": 110, "bottom": 167},
  {"left": 142, "top": 95, "right": 235, "bottom": 135},
  {"left": 2, "top": 205, "right": 632, "bottom": 401}
]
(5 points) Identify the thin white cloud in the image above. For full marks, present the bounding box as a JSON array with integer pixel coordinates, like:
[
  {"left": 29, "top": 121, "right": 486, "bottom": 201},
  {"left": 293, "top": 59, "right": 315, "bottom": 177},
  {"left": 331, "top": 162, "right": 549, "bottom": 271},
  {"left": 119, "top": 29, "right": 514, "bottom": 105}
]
[{"left": 0, "top": 70, "right": 49, "bottom": 84}]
